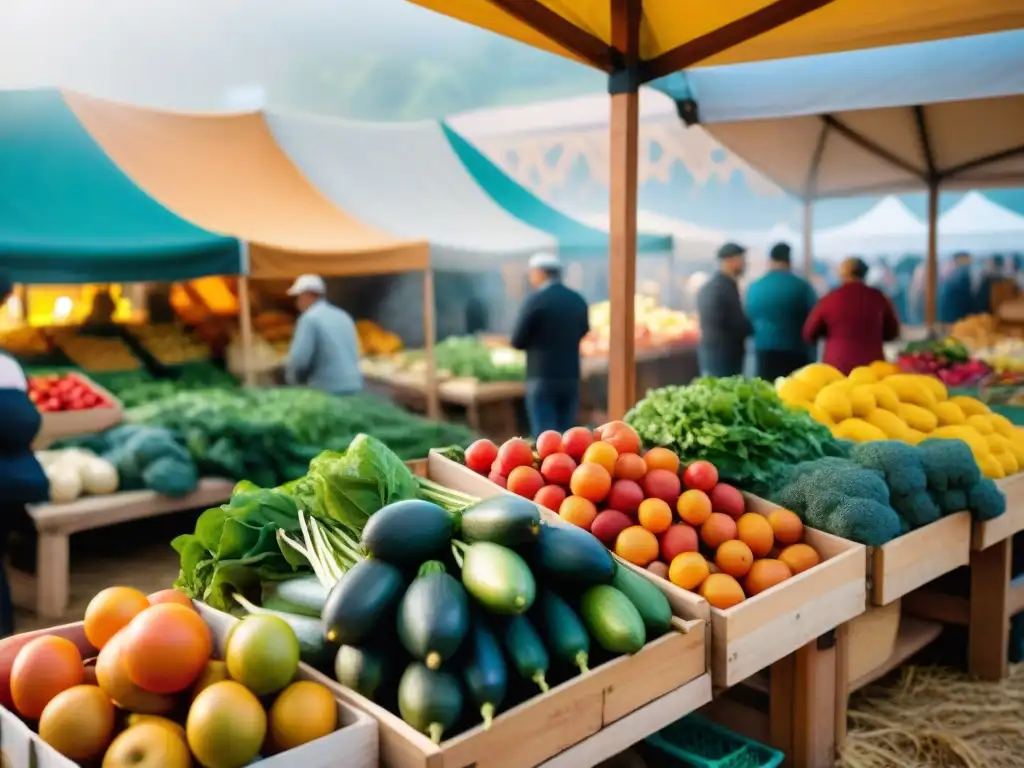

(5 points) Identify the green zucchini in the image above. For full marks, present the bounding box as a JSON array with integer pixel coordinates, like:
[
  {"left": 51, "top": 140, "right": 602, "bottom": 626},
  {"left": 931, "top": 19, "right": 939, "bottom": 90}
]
[
  {"left": 397, "top": 663, "right": 463, "bottom": 744},
  {"left": 334, "top": 645, "right": 386, "bottom": 700},
  {"left": 610, "top": 563, "right": 673, "bottom": 636},
  {"left": 321, "top": 559, "right": 405, "bottom": 645},
  {"left": 537, "top": 524, "right": 615, "bottom": 585},
  {"left": 459, "top": 496, "right": 541, "bottom": 546},
  {"left": 261, "top": 575, "right": 328, "bottom": 618},
  {"left": 580, "top": 585, "right": 647, "bottom": 655},
  {"left": 457, "top": 541, "right": 536, "bottom": 615},
  {"left": 533, "top": 589, "right": 590, "bottom": 674},
  {"left": 397, "top": 562, "right": 470, "bottom": 670},
  {"left": 500, "top": 614, "right": 549, "bottom": 693},
  {"left": 232, "top": 594, "right": 331, "bottom": 669},
  {"left": 360, "top": 500, "right": 454, "bottom": 565},
  {"left": 460, "top": 616, "right": 507, "bottom": 729}
]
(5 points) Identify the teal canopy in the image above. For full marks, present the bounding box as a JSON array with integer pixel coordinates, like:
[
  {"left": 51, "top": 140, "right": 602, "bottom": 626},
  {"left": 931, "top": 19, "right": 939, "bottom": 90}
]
[
  {"left": 442, "top": 123, "right": 673, "bottom": 257},
  {"left": 0, "top": 90, "right": 241, "bottom": 284}
]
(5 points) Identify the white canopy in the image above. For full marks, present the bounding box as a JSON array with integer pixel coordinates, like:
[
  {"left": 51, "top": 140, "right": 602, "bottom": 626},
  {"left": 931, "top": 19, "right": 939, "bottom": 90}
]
[
  {"left": 814, "top": 197, "right": 927, "bottom": 257},
  {"left": 938, "top": 192, "right": 1024, "bottom": 254},
  {"left": 264, "top": 111, "right": 556, "bottom": 269}
]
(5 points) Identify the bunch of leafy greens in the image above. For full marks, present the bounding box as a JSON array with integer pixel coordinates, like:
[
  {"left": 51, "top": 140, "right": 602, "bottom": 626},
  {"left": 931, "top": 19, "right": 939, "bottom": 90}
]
[{"left": 625, "top": 376, "right": 839, "bottom": 496}]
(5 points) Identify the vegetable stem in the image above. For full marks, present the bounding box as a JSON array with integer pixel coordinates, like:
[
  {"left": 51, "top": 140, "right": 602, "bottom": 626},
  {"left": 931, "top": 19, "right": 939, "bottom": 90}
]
[
  {"left": 575, "top": 651, "right": 590, "bottom": 675},
  {"left": 532, "top": 672, "right": 550, "bottom": 693},
  {"left": 427, "top": 723, "right": 445, "bottom": 745},
  {"left": 481, "top": 703, "right": 495, "bottom": 730}
]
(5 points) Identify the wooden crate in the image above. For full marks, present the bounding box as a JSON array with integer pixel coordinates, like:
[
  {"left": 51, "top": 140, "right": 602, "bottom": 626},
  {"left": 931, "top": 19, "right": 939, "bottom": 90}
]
[
  {"left": 33, "top": 373, "right": 123, "bottom": 449},
  {"left": 0, "top": 605, "right": 378, "bottom": 768},
  {"left": 972, "top": 473, "right": 1024, "bottom": 551},
  {"left": 870, "top": 513, "right": 972, "bottom": 605},
  {"left": 429, "top": 452, "right": 867, "bottom": 690}
]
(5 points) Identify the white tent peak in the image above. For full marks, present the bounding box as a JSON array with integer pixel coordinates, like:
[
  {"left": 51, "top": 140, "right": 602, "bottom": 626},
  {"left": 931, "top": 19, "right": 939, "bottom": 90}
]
[
  {"left": 826, "top": 197, "right": 925, "bottom": 237},
  {"left": 939, "top": 192, "right": 1024, "bottom": 234}
]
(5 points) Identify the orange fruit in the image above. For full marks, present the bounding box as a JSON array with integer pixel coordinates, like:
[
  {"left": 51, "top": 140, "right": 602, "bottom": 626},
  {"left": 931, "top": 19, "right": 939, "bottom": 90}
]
[
  {"left": 715, "top": 540, "right": 754, "bottom": 578},
  {"left": 569, "top": 462, "right": 612, "bottom": 503},
  {"left": 123, "top": 604, "right": 213, "bottom": 694},
  {"left": 103, "top": 722, "right": 192, "bottom": 768},
  {"left": 767, "top": 508, "right": 804, "bottom": 546},
  {"left": 736, "top": 513, "right": 775, "bottom": 558},
  {"left": 744, "top": 559, "right": 793, "bottom": 596},
  {"left": 187, "top": 681, "right": 266, "bottom": 768},
  {"left": 267, "top": 681, "right": 338, "bottom": 752},
  {"left": 581, "top": 441, "right": 619, "bottom": 475},
  {"left": 597, "top": 421, "right": 642, "bottom": 455},
  {"left": 146, "top": 589, "right": 195, "bottom": 610},
  {"left": 615, "top": 526, "right": 660, "bottom": 567},
  {"left": 637, "top": 498, "right": 673, "bottom": 535},
  {"left": 778, "top": 543, "right": 822, "bottom": 575},
  {"left": 559, "top": 495, "right": 598, "bottom": 530},
  {"left": 613, "top": 453, "right": 648, "bottom": 481},
  {"left": 11, "top": 635, "right": 85, "bottom": 719},
  {"left": 95, "top": 630, "right": 176, "bottom": 714},
  {"left": 643, "top": 447, "right": 680, "bottom": 474},
  {"left": 84, "top": 587, "right": 151, "bottom": 651},
  {"left": 39, "top": 685, "right": 115, "bottom": 762},
  {"left": 668, "top": 552, "right": 709, "bottom": 590},
  {"left": 700, "top": 573, "right": 747, "bottom": 610},
  {"left": 676, "top": 489, "right": 712, "bottom": 526},
  {"left": 700, "top": 512, "right": 738, "bottom": 550}
]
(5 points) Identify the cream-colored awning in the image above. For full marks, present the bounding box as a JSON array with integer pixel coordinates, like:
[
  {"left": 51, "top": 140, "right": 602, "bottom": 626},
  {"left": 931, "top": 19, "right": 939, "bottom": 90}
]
[{"left": 65, "top": 92, "right": 429, "bottom": 279}]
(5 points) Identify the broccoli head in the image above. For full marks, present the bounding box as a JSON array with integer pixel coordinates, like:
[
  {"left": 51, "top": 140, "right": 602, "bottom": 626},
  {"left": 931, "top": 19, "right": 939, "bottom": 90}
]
[
  {"left": 823, "top": 439, "right": 855, "bottom": 459},
  {"left": 967, "top": 478, "right": 1007, "bottom": 522},
  {"left": 849, "top": 441, "right": 927, "bottom": 496},
  {"left": 890, "top": 490, "right": 941, "bottom": 529},
  {"left": 769, "top": 458, "right": 890, "bottom": 519},
  {"left": 821, "top": 497, "right": 902, "bottom": 546},
  {"left": 936, "top": 488, "right": 968, "bottom": 517},
  {"left": 918, "top": 438, "right": 981, "bottom": 491}
]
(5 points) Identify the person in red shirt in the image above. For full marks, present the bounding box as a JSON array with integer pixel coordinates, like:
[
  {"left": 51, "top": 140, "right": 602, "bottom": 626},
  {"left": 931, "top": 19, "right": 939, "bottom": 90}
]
[{"left": 803, "top": 257, "right": 900, "bottom": 374}]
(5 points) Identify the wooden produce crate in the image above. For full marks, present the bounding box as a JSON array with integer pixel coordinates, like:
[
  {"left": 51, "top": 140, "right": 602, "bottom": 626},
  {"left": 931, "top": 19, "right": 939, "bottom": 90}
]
[
  {"left": 972, "top": 473, "right": 1024, "bottom": 551},
  {"left": 33, "top": 372, "right": 123, "bottom": 449},
  {"left": 428, "top": 451, "right": 867, "bottom": 690},
  {"left": 0, "top": 604, "right": 378, "bottom": 768}
]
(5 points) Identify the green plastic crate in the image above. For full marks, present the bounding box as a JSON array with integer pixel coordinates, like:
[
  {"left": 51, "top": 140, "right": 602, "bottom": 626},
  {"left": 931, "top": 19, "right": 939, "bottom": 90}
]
[{"left": 644, "top": 714, "right": 784, "bottom": 768}]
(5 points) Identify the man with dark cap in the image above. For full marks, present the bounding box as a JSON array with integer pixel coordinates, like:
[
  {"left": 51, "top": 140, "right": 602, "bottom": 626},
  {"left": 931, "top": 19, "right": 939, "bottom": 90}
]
[
  {"left": 939, "top": 251, "right": 975, "bottom": 324},
  {"left": 746, "top": 242, "right": 817, "bottom": 380},
  {"left": 804, "top": 257, "right": 900, "bottom": 374},
  {"left": 696, "top": 242, "right": 752, "bottom": 377}
]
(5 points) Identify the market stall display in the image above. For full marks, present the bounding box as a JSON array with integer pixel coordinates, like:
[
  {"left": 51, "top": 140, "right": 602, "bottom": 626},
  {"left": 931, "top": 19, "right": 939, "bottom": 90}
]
[
  {"left": 580, "top": 296, "right": 699, "bottom": 358},
  {"left": 48, "top": 329, "right": 143, "bottom": 372},
  {"left": 30, "top": 373, "right": 123, "bottom": 448},
  {"left": 897, "top": 338, "right": 991, "bottom": 386},
  {"left": 127, "top": 323, "right": 211, "bottom": 366}
]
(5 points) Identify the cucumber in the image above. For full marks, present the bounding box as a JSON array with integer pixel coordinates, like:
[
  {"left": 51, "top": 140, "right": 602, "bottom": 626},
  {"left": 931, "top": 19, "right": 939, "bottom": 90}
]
[
  {"left": 361, "top": 500, "right": 453, "bottom": 565},
  {"left": 457, "top": 541, "right": 536, "bottom": 615},
  {"left": 580, "top": 585, "right": 647, "bottom": 655},
  {"left": 533, "top": 589, "right": 590, "bottom": 674},
  {"left": 537, "top": 524, "right": 615, "bottom": 585},
  {"left": 459, "top": 496, "right": 541, "bottom": 546},
  {"left": 460, "top": 615, "right": 507, "bottom": 729},
  {"left": 397, "top": 663, "right": 463, "bottom": 744},
  {"left": 232, "top": 594, "right": 332, "bottom": 669},
  {"left": 610, "top": 563, "right": 673, "bottom": 636},
  {"left": 334, "top": 645, "right": 386, "bottom": 700},
  {"left": 321, "top": 559, "right": 404, "bottom": 645},
  {"left": 397, "top": 562, "right": 470, "bottom": 670},
  {"left": 500, "top": 614, "right": 549, "bottom": 693},
  {"left": 261, "top": 575, "right": 328, "bottom": 618}
]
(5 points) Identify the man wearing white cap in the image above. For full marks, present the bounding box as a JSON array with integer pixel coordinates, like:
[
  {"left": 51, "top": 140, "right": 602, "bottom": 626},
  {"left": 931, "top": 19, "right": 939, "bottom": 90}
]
[
  {"left": 284, "top": 274, "right": 363, "bottom": 395},
  {"left": 510, "top": 253, "right": 589, "bottom": 435}
]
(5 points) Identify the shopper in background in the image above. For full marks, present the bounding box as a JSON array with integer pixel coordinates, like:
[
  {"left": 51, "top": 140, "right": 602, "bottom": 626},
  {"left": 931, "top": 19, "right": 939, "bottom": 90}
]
[
  {"left": 511, "top": 253, "right": 589, "bottom": 436},
  {"left": 285, "top": 274, "right": 363, "bottom": 395},
  {"left": 804, "top": 257, "right": 900, "bottom": 374},
  {"left": 0, "top": 273, "right": 50, "bottom": 636},
  {"left": 939, "top": 251, "right": 975, "bottom": 324},
  {"left": 697, "top": 242, "right": 752, "bottom": 377},
  {"left": 974, "top": 254, "right": 1020, "bottom": 315},
  {"left": 746, "top": 242, "right": 817, "bottom": 380}
]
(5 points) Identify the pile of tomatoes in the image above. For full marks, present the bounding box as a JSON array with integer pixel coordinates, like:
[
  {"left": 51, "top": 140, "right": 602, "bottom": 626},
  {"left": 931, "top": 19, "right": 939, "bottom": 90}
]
[{"left": 29, "top": 375, "right": 114, "bottom": 413}]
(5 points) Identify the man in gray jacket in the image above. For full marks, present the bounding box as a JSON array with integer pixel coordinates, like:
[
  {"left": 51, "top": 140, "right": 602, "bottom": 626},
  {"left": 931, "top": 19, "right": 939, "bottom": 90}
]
[{"left": 697, "top": 242, "right": 753, "bottom": 377}]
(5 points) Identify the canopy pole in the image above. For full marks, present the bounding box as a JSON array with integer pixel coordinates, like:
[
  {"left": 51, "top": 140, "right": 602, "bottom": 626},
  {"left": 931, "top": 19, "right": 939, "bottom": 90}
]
[
  {"left": 423, "top": 269, "right": 440, "bottom": 420},
  {"left": 238, "top": 276, "right": 255, "bottom": 387},
  {"left": 802, "top": 198, "right": 814, "bottom": 281},
  {"left": 607, "top": 0, "right": 642, "bottom": 420},
  {"left": 925, "top": 183, "right": 939, "bottom": 330}
]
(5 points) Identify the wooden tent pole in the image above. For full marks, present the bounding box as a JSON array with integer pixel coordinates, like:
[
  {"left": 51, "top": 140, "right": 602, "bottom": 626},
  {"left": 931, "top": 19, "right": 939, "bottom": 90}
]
[
  {"left": 925, "top": 183, "right": 939, "bottom": 330},
  {"left": 802, "top": 198, "right": 814, "bottom": 281},
  {"left": 423, "top": 269, "right": 440, "bottom": 419},
  {"left": 238, "top": 275, "right": 256, "bottom": 387},
  {"left": 607, "top": 0, "right": 642, "bottom": 420}
]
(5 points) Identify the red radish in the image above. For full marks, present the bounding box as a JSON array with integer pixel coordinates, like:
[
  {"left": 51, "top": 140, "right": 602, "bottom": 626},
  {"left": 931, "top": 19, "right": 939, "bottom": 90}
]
[
  {"left": 488, "top": 471, "right": 508, "bottom": 489},
  {"left": 507, "top": 466, "right": 545, "bottom": 499},
  {"left": 497, "top": 438, "right": 535, "bottom": 475},
  {"left": 642, "top": 468, "right": 682, "bottom": 506},
  {"left": 647, "top": 561, "right": 670, "bottom": 579},
  {"left": 682, "top": 460, "right": 719, "bottom": 492},
  {"left": 465, "top": 439, "right": 499, "bottom": 474},
  {"left": 660, "top": 524, "right": 699, "bottom": 562},
  {"left": 590, "top": 509, "right": 634, "bottom": 546},
  {"left": 562, "top": 427, "right": 595, "bottom": 460},
  {"left": 535, "top": 431, "right": 564, "bottom": 459},
  {"left": 606, "top": 479, "right": 644, "bottom": 516},
  {"left": 534, "top": 484, "right": 567, "bottom": 512},
  {"left": 709, "top": 483, "right": 745, "bottom": 520},
  {"left": 540, "top": 453, "right": 576, "bottom": 486}
]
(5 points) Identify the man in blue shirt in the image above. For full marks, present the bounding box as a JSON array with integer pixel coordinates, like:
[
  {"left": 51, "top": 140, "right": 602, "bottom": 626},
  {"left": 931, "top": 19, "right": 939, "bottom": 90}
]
[
  {"left": 746, "top": 242, "right": 817, "bottom": 380},
  {"left": 511, "top": 253, "right": 589, "bottom": 436},
  {"left": 939, "top": 251, "right": 974, "bottom": 324},
  {"left": 285, "top": 274, "right": 363, "bottom": 395}
]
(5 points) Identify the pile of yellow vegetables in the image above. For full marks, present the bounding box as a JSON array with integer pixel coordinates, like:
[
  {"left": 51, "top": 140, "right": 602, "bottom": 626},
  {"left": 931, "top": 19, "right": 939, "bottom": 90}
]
[
  {"left": 777, "top": 361, "right": 1024, "bottom": 480},
  {"left": 356, "top": 319, "right": 404, "bottom": 356}
]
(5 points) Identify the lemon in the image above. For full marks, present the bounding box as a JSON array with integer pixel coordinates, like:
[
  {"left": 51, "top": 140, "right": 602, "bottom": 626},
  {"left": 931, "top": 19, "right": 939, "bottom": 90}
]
[
  {"left": 225, "top": 615, "right": 300, "bottom": 696},
  {"left": 187, "top": 681, "right": 266, "bottom": 768},
  {"left": 268, "top": 681, "right": 338, "bottom": 752}
]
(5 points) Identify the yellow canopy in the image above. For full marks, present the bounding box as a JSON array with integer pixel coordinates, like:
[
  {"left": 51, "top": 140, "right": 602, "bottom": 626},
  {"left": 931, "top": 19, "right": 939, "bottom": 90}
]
[{"left": 407, "top": 0, "right": 1024, "bottom": 76}]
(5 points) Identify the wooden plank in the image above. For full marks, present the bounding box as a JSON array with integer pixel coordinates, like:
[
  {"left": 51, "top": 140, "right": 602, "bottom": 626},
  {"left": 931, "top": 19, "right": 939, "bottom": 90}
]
[
  {"left": 769, "top": 654, "right": 795, "bottom": 759},
  {"left": 872, "top": 513, "right": 972, "bottom": 605},
  {"left": 902, "top": 589, "right": 970, "bottom": 626},
  {"left": 848, "top": 617, "right": 942, "bottom": 692},
  {"left": 973, "top": 474, "right": 1024, "bottom": 550},
  {"left": 968, "top": 538, "right": 1012, "bottom": 680},
  {"left": 792, "top": 637, "right": 838, "bottom": 768}
]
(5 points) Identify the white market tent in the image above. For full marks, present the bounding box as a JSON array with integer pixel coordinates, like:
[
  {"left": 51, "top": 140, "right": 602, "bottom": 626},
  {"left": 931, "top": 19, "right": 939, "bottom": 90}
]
[
  {"left": 938, "top": 192, "right": 1024, "bottom": 254},
  {"left": 814, "top": 197, "right": 927, "bottom": 258}
]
